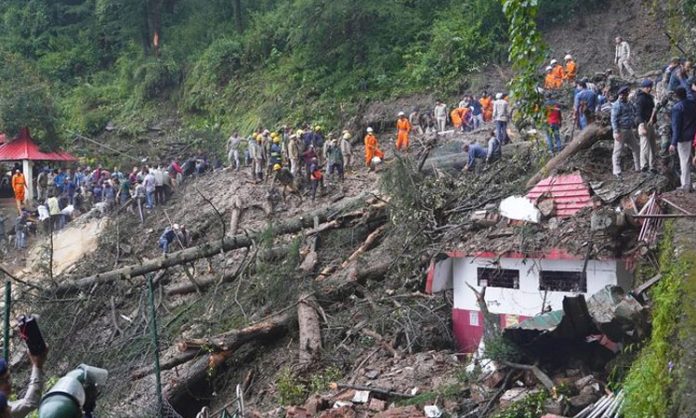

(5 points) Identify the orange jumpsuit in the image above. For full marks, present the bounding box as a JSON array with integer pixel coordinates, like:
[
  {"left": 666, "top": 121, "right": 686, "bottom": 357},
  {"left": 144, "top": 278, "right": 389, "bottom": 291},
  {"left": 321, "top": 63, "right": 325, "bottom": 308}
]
[
  {"left": 396, "top": 118, "right": 412, "bottom": 151},
  {"left": 551, "top": 64, "right": 565, "bottom": 88},
  {"left": 564, "top": 60, "right": 577, "bottom": 81},
  {"left": 480, "top": 97, "right": 493, "bottom": 122},
  {"left": 364, "top": 134, "right": 384, "bottom": 166},
  {"left": 451, "top": 108, "right": 464, "bottom": 129},
  {"left": 544, "top": 72, "right": 557, "bottom": 90},
  {"left": 12, "top": 173, "right": 26, "bottom": 202}
]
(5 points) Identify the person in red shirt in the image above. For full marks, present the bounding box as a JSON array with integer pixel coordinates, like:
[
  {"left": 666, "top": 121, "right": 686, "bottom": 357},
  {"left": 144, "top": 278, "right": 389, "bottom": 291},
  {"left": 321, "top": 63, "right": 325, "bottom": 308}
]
[{"left": 546, "top": 101, "right": 563, "bottom": 154}]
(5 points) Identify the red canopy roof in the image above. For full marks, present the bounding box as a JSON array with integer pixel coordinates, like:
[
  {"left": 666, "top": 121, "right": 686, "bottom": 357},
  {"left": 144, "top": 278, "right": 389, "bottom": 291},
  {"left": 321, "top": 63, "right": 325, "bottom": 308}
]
[
  {"left": 526, "top": 172, "right": 593, "bottom": 218},
  {"left": 0, "top": 128, "right": 77, "bottom": 162}
]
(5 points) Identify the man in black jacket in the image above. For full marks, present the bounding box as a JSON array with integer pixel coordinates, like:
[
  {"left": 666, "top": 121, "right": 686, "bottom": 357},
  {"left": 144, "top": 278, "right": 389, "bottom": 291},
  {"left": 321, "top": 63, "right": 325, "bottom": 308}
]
[
  {"left": 635, "top": 79, "right": 657, "bottom": 172},
  {"left": 670, "top": 86, "right": 696, "bottom": 191}
]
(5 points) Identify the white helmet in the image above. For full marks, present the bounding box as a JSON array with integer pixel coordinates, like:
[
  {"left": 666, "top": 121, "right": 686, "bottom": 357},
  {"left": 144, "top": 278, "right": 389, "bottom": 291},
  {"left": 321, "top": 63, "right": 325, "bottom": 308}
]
[
  {"left": 372, "top": 156, "right": 382, "bottom": 165},
  {"left": 550, "top": 59, "right": 558, "bottom": 65},
  {"left": 564, "top": 54, "right": 573, "bottom": 61},
  {"left": 495, "top": 93, "right": 504, "bottom": 100},
  {"left": 343, "top": 132, "right": 352, "bottom": 140},
  {"left": 366, "top": 127, "right": 374, "bottom": 133},
  {"left": 398, "top": 111, "right": 405, "bottom": 117},
  {"left": 173, "top": 224, "right": 180, "bottom": 230},
  {"left": 545, "top": 66, "right": 553, "bottom": 72}
]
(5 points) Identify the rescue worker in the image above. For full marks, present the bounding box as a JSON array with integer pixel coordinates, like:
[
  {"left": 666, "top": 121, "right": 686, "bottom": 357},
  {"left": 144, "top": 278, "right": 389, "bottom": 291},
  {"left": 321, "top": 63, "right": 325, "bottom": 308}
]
[
  {"left": 611, "top": 85, "right": 640, "bottom": 178},
  {"left": 546, "top": 100, "right": 563, "bottom": 154},
  {"left": 669, "top": 86, "right": 696, "bottom": 191},
  {"left": 287, "top": 134, "right": 300, "bottom": 176},
  {"left": 450, "top": 107, "right": 464, "bottom": 130},
  {"left": 248, "top": 134, "right": 264, "bottom": 182},
  {"left": 309, "top": 157, "right": 323, "bottom": 201},
  {"left": 550, "top": 59, "right": 565, "bottom": 88},
  {"left": 326, "top": 138, "right": 345, "bottom": 184},
  {"left": 409, "top": 109, "right": 424, "bottom": 136},
  {"left": 227, "top": 132, "right": 241, "bottom": 170},
  {"left": 544, "top": 66, "right": 556, "bottom": 90},
  {"left": 470, "top": 96, "right": 484, "bottom": 129},
  {"left": 433, "top": 100, "right": 448, "bottom": 132},
  {"left": 480, "top": 92, "right": 493, "bottom": 122},
  {"left": 364, "top": 127, "right": 384, "bottom": 171},
  {"left": 463, "top": 143, "right": 488, "bottom": 172},
  {"left": 564, "top": 54, "right": 577, "bottom": 82},
  {"left": 614, "top": 36, "right": 636, "bottom": 79},
  {"left": 158, "top": 224, "right": 180, "bottom": 255},
  {"left": 36, "top": 168, "right": 48, "bottom": 203},
  {"left": 11, "top": 170, "right": 26, "bottom": 215},
  {"left": 574, "top": 81, "right": 598, "bottom": 129},
  {"left": 340, "top": 131, "right": 353, "bottom": 170},
  {"left": 396, "top": 112, "right": 412, "bottom": 151},
  {"left": 635, "top": 79, "right": 657, "bottom": 172},
  {"left": 272, "top": 164, "right": 302, "bottom": 203},
  {"left": 486, "top": 130, "right": 502, "bottom": 164},
  {"left": 492, "top": 93, "right": 510, "bottom": 144}
]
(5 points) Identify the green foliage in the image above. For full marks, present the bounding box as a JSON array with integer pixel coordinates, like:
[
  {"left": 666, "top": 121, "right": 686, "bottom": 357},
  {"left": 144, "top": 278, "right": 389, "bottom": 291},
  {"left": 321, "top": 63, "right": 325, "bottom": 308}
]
[
  {"left": 623, "top": 223, "right": 686, "bottom": 417},
  {"left": 276, "top": 366, "right": 343, "bottom": 406},
  {"left": 491, "top": 390, "right": 548, "bottom": 418},
  {"left": 501, "top": 0, "right": 547, "bottom": 128},
  {"left": 484, "top": 334, "right": 524, "bottom": 363},
  {"left": 0, "top": 49, "right": 60, "bottom": 147}
]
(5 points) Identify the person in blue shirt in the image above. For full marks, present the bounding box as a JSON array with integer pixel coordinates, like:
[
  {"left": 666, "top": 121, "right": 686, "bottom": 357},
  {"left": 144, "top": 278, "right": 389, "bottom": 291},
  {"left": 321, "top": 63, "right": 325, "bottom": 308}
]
[
  {"left": 574, "top": 81, "right": 598, "bottom": 130},
  {"left": 669, "top": 86, "right": 696, "bottom": 191},
  {"left": 469, "top": 97, "right": 483, "bottom": 129},
  {"left": 611, "top": 85, "right": 640, "bottom": 177},
  {"left": 158, "top": 224, "right": 179, "bottom": 255},
  {"left": 464, "top": 143, "right": 488, "bottom": 172},
  {"left": 53, "top": 169, "right": 66, "bottom": 195}
]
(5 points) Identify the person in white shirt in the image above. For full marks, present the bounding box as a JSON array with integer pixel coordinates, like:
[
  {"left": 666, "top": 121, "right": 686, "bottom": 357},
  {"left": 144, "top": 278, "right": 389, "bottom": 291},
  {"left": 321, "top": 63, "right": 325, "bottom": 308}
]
[
  {"left": 433, "top": 100, "right": 448, "bottom": 133},
  {"left": 0, "top": 349, "right": 47, "bottom": 418},
  {"left": 492, "top": 93, "right": 510, "bottom": 144},
  {"left": 614, "top": 36, "right": 636, "bottom": 79}
]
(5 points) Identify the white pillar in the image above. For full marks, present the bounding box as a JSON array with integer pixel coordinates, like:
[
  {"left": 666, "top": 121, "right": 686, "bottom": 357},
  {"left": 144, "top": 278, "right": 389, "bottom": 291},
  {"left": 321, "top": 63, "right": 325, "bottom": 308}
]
[{"left": 22, "top": 159, "right": 34, "bottom": 204}]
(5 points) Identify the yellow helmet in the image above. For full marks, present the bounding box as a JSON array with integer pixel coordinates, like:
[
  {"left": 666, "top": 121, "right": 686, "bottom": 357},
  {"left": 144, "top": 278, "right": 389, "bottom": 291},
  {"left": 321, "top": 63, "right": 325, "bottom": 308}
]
[
  {"left": 296, "top": 129, "right": 304, "bottom": 136},
  {"left": 273, "top": 163, "right": 282, "bottom": 171},
  {"left": 271, "top": 132, "right": 279, "bottom": 139},
  {"left": 273, "top": 136, "right": 281, "bottom": 143},
  {"left": 314, "top": 125, "right": 321, "bottom": 131},
  {"left": 342, "top": 132, "right": 352, "bottom": 140},
  {"left": 256, "top": 134, "right": 263, "bottom": 142}
]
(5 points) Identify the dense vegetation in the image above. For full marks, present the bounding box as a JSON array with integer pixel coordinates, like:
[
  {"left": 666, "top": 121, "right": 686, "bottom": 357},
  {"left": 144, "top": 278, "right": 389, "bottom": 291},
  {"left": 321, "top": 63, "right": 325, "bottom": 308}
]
[{"left": 0, "top": 0, "right": 601, "bottom": 149}]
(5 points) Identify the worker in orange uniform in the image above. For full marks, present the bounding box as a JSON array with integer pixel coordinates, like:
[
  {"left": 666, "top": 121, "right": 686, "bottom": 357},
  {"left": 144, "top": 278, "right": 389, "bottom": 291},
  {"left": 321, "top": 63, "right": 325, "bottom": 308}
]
[
  {"left": 550, "top": 59, "right": 565, "bottom": 88},
  {"left": 364, "top": 127, "right": 384, "bottom": 170},
  {"left": 564, "top": 54, "right": 577, "bottom": 82},
  {"left": 544, "top": 66, "right": 556, "bottom": 90},
  {"left": 480, "top": 93, "right": 493, "bottom": 122},
  {"left": 11, "top": 169, "right": 26, "bottom": 214},
  {"left": 450, "top": 107, "right": 464, "bottom": 130},
  {"left": 396, "top": 111, "right": 412, "bottom": 151}
]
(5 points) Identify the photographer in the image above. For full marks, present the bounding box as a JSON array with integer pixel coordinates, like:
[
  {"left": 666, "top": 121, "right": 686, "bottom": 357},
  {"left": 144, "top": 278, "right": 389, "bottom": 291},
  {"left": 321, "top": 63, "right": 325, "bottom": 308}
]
[{"left": 0, "top": 347, "right": 48, "bottom": 418}]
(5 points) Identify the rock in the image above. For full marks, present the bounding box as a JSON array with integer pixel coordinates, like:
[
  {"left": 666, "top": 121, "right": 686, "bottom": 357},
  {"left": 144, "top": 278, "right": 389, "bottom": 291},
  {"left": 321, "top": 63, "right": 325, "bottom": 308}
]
[
  {"left": 569, "top": 391, "right": 598, "bottom": 410},
  {"left": 537, "top": 198, "right": 556, "bottom": 219},
  {"left": 574, "top": 375, "right": 595, "bottom": 390},
  {"left": 320, "top": 406, "right": 356, "bottom": 418},
  {"left": 365, "top": 369, "right": 380, "bottom": 379},
  {"left": 500, "top": 388, "right": 540, "bottom": 409},
  {"left": 352, "top": 391, "right": 370, "bottom": 404},
  {"left": 482, "top": 370, "right": 507, "bottom": 388},
  {"left": 286, "top": 406, "right": 309, "bottom": 418},
  {"left": 304, "top": 395, "right": 327, "bottom": 415},
  {"left": 544, "top": 398, "right": 565, "bottom": 415},
  {"left": 368, "top": 398, "right": 386, "bottom": 412},
  {"left": 470, "top": 384, "right": 490, "bottom": 403},
  {"left": 373, "top": 405, "right": 426, "bottom": 418}
]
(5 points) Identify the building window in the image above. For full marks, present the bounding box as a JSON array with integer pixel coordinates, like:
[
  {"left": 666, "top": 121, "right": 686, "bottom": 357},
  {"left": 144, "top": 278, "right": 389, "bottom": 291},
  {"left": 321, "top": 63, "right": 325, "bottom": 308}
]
[
  {"left": 477, "top": 268, "right": 520, "bottom": 289},
  {"left": 539, "top": 270, "right": 587, "bottom": 293}
]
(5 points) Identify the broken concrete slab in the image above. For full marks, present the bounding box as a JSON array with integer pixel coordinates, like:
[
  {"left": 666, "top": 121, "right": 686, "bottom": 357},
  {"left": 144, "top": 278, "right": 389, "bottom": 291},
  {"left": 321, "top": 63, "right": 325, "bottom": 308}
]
[
  {"left": 499, "top": 196, "right": 541, "bottom": 223},
  {"left": 499, "top": 388, "right": 541, "bottom": 409}
]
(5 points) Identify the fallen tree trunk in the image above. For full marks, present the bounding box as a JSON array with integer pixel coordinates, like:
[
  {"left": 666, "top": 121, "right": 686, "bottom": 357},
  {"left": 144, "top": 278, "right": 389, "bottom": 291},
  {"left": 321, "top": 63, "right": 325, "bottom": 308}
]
[
  {"left": 139, "top": 310, "right": 295, "bottom": 382},
  {"left": 165, "top": 311, "right": 296, "bottom": 404},
  {"left": 526, "top": 123, "right": 611, "bottom": 188},
  {"left": 298, "top": 293, "right": 322, "bottom": 365},
  {"left": 57, "top": 193, "right": 372, "bottom": 293}
]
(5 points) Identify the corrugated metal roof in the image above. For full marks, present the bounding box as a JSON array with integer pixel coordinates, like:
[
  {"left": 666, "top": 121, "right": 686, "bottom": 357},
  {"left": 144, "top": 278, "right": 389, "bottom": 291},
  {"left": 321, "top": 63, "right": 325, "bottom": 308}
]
[
  {"left": 527, "top": 172, "right": 592, "bottom": 218},
  {"left": 0, "top": 128, "right": 77, "bottom": 162}
]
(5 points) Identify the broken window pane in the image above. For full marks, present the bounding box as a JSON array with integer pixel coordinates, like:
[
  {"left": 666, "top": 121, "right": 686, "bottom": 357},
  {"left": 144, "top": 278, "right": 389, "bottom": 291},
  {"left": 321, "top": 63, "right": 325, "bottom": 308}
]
[
  {"left": 539, "top": 270, "right": 587, "bottom": 293},
  {"left": 477, "top": 268, "right": 520, "bottom": 289}
]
